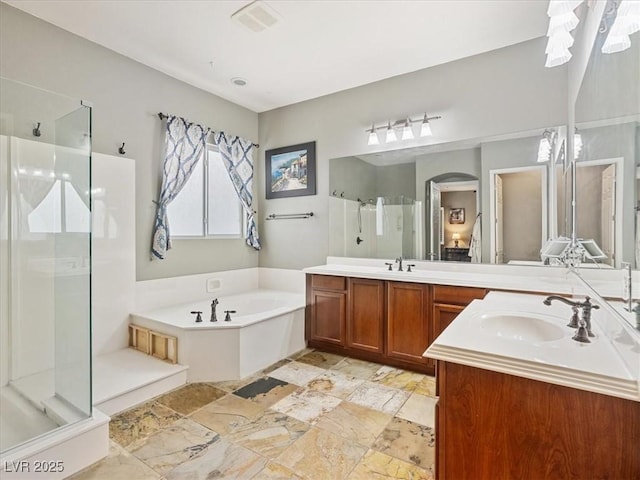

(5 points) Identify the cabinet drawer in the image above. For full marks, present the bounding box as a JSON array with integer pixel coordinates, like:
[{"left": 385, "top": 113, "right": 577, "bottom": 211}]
[
  {"left": 432, "top": 285, "right": 486, "bottom": 305},
  {"left": 312, "top": 275, "right": 346, "bottom": 291}
]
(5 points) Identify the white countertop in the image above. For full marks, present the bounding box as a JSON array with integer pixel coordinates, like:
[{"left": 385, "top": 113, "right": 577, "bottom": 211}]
[
  {"left": 425, "top": 291, "right": 640, "bottom": 401},
  {"left": 304, "top": 260, "right": 585, "bottom": 295}
]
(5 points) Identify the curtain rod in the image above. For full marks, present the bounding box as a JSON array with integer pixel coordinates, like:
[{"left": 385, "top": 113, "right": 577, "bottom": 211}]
[{"left": 157, "top": 112, "right": 259, "bottom": 148}]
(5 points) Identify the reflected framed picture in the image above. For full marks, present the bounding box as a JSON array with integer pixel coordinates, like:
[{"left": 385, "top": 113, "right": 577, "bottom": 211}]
[
  {"left": 265, "top": 141, "right": 316, "bottom": 199},
  {"left": 449, "top": 207, "right": 465, "bottom": 224}
]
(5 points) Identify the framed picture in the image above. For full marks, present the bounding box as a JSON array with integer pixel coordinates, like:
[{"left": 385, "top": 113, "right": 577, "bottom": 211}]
[
  {"left": 449, "top": 207, "right": 465, "bottom": 224},
  {"left": 265, "top": 141, "right": 316, "bottom": 199}
]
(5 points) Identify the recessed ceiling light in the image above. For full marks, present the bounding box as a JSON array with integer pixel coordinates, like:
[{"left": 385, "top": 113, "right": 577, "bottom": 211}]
[{"left": 231, "top": 77, "right": 248, "bottom": 86}]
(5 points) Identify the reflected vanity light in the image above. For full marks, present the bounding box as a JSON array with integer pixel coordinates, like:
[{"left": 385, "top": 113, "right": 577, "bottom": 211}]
[
  {"left": 545, "top": 0, "right": 584, "bottom": 68},
  {"left": 367, "top": 124, "right": 379, "bottom": 145},
  {"left": 385, "top": 121, "right": 397, "bottom": 143},
  {"left": 602, "top": 0, "right": 639, "bottom": 54},
  {"left": 537, "top": 129, "right": 555, "bottom": 162},
  {"left": 365, "top": 113, "right": 441, "bottom": 145},
  {"left": 574, "top": 129, "right": 583, "bottom": 159}
]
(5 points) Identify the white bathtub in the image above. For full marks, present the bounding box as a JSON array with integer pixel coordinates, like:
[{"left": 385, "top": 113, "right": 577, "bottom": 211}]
[{"left": 130, "top": 289, "right": 306, "bottom": 382}]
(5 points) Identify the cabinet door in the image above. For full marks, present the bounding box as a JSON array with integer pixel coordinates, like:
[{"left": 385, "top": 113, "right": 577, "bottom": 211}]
[
  {"left": 310, "top": 290, "right": 346, "bottom": 346},
  {"left": 386, "top": 281, "right": 430, "bottom": 364},
  {"left": 347, "top": 278, "right": 384, "bottom": 354},
  {"left": 433, "top": 302, "right": 465, "bottom": 341}
]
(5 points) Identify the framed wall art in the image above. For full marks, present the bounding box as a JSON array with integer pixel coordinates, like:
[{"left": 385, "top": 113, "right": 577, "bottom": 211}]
[{"left": 265, "top": 141, "right": 316, "bottom": 199}]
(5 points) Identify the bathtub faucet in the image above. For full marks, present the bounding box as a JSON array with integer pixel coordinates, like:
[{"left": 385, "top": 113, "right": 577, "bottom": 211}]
[{"left": 210, "top": 298, "right": 219, "bottom": 322}]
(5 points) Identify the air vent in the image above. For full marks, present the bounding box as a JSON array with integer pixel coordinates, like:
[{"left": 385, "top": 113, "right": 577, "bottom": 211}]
[{"left": 231, "top": 1, "right": 280, "bottom": 32}]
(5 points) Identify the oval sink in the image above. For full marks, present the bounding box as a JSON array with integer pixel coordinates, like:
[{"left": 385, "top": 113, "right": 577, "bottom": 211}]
[{"left": 480, "top": 313, "right": 565, "bottom": 342}]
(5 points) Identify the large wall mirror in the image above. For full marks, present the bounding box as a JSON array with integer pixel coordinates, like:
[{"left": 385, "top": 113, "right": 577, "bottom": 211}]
[
  {"left": 574, "top": 8, "right": 639, "bottom": 274},
  {"left": 329, "top": 128, "right": 568, "bottom": 265}
]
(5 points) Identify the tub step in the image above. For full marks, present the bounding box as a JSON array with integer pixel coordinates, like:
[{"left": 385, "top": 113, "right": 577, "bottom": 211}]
[{"left": 93, "top": 349, "right": 188, "bottom": 416}]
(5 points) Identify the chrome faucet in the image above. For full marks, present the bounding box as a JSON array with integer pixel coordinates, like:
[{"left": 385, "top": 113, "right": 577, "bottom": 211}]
[
  {"left": 395, "top": 257, "right": 403, "bottom": 272},
  {"left": 210, "top": 298, "right": 219, "bottom": 322},
  {"left": 543, "top": 295, "right": 600, "bottom": 343}
]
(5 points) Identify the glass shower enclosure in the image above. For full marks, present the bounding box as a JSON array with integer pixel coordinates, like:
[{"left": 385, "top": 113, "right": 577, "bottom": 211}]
[
  {"left": 329, "top": 195, "right": 423, "bottom": 259},
  {"left": 0, "top": 77, "right": 92, "bottom": 453}
]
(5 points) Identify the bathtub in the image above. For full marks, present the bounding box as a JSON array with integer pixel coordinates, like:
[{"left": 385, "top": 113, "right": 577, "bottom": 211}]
[{"left": 130, "top": 289, "right": 306, "bottom": 382}]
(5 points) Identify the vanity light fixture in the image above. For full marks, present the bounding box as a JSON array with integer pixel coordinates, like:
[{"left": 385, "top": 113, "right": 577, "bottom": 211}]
[
  {"left": 385, "top": 121, "right": 397, "bottom": 143},
  {"left": 602, "top": 0, "right": 640, "bottom": 54},
  {"left": 537, "top": 129, "right": 555, "bottom": 163},
  {"left": 365, "top": 113, "right": 441, "bottom": 145},
  {"left": 367, "top": 124, "right": 380, "bottom": 146},
  {"left": 402, "top": 119, "right": 414, "bottom": 140},
  {"left": 574, "top": 129, "right": 583, "bottom": 159},
  {"left": 420, "top": 114, "right": 433, "bottom": 137},
  {"left": 545, "top": 0, "right": 584, "bottom": 67}
]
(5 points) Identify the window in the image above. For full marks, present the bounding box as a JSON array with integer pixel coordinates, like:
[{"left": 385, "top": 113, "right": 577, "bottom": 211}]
[
  {"left": 28, "top": 178, "right": 90, "bottom": 233},
  {"left": 167, "top": 146, "right": 243, "bottom": 238}
]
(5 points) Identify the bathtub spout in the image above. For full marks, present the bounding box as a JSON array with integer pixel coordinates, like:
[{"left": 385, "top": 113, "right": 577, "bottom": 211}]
[{"left": 210, "top": 298, "right": 219, "bottom": 322}]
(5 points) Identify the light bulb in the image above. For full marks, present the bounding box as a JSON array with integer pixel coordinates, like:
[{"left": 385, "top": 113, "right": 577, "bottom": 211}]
[
  {"left": 545, "top": 47, "right": 572, "bottom": 67},
  {"left": 537, "top": 137, "right": 552, "bottom": 162},
  {"left": 402, "top": 120, "right": 414, "bottom": 140},
  {"left": 545, "top": 31, "right": 574, "bottom": 54},
  {"left": 420, "top": 116, "right": 432, "bottom": 137},
  {"left": 367, "top": 125, "right": 379, "bottom": 146},
  {"left": 385, "top": 122, "right": 397, "bottom": 143},
  {"left": 574, "top": 132, "right": 582, "bottom": 159}
]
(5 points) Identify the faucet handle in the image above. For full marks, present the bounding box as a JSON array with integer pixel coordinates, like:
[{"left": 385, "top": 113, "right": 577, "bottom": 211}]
[
  {"left": 384, "top": 262, "right": 393, "bottom": 271},
  {"left": 224, "top": 310, "right": 236, "bottom": 322},
  {"left": 407, "top": 264, "right": 416, "bottom": 272},
  {"left": 190, "top": 311, "right": 203, "bottom": 323}
]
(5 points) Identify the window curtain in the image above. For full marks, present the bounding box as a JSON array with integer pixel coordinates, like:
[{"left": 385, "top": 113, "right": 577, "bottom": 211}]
[
  {"left": 212, "top": 131, "right": 261, "bottom": 250},
  {"left": 151, "top": 115, "right": 210, "bottom": 260}
]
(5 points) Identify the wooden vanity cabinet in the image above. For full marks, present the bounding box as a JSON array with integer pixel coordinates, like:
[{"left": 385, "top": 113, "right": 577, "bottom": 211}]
[
  {"left": 386, "top": 282, "right": 430, "bottom": 365},
  {"left": 347, "top": 278, "right": 385, "bottom": 354},
  {"left": 432, "top": 285, "right": 487, "bottom": 341},
  {"left": 307, "top": 274, "right": 485, "bottom": 374},
  {"left": 307, "top": 275, "right": 346, "bottom": 346},
  {"left": 435, "top": 361, "right": 640, "bottom": 479}
]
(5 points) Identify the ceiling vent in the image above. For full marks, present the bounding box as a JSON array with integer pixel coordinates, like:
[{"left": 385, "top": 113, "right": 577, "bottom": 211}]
[{"left": 231, "top": 1, "right": 280, "bottom": 32}]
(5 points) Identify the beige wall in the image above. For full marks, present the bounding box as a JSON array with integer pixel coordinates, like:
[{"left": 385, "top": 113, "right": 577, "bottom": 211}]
[{"left": 501, "top": 170, "right": 543, "bottom": 262}]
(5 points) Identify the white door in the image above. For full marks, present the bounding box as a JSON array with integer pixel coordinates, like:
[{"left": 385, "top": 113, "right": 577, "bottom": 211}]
[
  {"left": 494, "top": 174, "right": 504, "bottom": 264},
  {"left": 601, "top": 164, "right": 615, "bottom": 266},
  {"left": 429, "top": 181, "right": 441, "bottom": 260}
]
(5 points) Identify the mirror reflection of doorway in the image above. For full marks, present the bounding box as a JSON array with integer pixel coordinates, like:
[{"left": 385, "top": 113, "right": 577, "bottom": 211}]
[
  {"left": 426, "top": 174, "right": 479, "bottom": 262},
  {"left": 490, "top": 166, "right": 547, "bottom": 264},
  {"left": 574, "top": 158, "right": 622, "bottom": 267}
]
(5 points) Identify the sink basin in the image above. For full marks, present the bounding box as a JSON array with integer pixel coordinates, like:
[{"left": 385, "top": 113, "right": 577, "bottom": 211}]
[{"left": 480, "top": 313, "right": 565, "bottom": 342}]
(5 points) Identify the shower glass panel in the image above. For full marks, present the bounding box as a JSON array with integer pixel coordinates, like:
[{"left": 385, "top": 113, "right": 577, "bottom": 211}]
[
  {"left": 328, "top": 195, "right": 421, "bottom": 259},
  {"left": 0, "top": 77, "right": 92, "bottom": 453}
]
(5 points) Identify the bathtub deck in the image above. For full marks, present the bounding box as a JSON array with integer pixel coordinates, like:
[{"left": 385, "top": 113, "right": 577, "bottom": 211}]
[{"left": 93, "top": 348, "right": 188, "bottom": 415}]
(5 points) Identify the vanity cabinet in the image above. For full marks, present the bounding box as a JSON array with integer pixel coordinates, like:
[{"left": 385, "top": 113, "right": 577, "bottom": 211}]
[
  {"left": 307, "top": 275, "right": 346, "bottom": 346},
  {"left": 386, "top": 282, "right": 430, "bottom": 365},
  {"left": 435, "top": 361, "right": 640, "bottom": 479},
  {"left": 432, "top": 285, "right": 487, "bottom": 342},
  {"left": 307, "top": 274, "right": 485, "bottom": 374},
  {"left": 347, "top": 278, "right": 384, "bottom": 354}
]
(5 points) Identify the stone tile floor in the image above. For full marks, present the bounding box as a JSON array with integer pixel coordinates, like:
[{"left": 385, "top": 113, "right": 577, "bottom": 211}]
[{"left": 72, "top": 349, "right": 436, "bottom": 480}]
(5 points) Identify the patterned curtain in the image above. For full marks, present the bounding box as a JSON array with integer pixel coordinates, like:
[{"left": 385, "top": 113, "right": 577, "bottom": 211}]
[
  {"left": 212, "top": 131, "right": 261, "bottom": 250},
  {"left": 151, "top": 115, "right": 210, "bottom": 260}
]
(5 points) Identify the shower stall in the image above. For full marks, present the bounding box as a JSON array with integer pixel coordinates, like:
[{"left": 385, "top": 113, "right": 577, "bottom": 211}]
[
  {"left": 0, "top": 77, "right": 93, "bottom": 455},
  {"left": 329, "top": 195, "right": 423, "bottom": 259}
]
